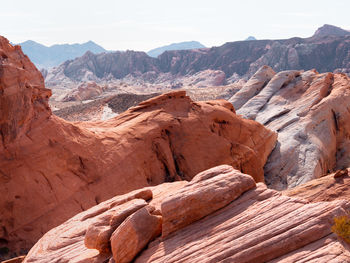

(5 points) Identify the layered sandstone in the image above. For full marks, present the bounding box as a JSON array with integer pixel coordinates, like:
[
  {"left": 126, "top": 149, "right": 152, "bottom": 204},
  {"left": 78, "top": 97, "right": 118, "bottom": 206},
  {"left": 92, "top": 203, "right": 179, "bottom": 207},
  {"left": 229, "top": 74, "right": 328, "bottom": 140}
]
[
  {"left": 284, "top": 168, "right": 350, "bottom": 203},
  {"left": 229, "top": 66, "right": 350, "bottom": 190},
  {"left": 23, "top": 166, "right": 350, "bottom": 263},
  {"left": 0, "top": 37, "right": 277, "bottom": 258}
]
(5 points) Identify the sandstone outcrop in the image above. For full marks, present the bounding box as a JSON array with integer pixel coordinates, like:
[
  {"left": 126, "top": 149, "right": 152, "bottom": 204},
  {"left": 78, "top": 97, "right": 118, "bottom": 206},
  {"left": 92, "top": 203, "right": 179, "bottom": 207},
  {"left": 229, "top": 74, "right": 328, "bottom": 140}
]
[
  {"left": 284, "top": 169, "right": 350, "bottom": 203},
  {"left": 0, "top": 37, "right": 277, "bottom": 258},
  {"left": 229, "top": 66, "right": 350, "bottom": 190},
  {"left": 23, "top": 166, "right": 350, "bottom": 263},
  {"left": 61, "top": 81, "right": 106, "bottom": 102},
  {"left": 110, "top": 206, "right": 162, "bottom": 263},
  {"left": 84, "top": 198, "right": 149, "bottom": 253},
  {"left": 228, "top": 65, "right": 276, "bottom": 109},
  {"left": 161, "top": 165, "right": 256, "bottom": 237}
]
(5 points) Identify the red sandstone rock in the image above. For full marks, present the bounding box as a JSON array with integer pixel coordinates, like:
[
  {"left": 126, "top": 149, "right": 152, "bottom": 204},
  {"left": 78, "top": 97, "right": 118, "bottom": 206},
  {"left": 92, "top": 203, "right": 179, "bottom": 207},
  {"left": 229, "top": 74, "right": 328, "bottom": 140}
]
[
  {"left": 84, "top": 198, "right": 148, "bottom": 253},
  {"left": 21, "top": 183, "right": 185, "bottom": 263},
  {"left": 1, "top": 256, "right": 25, "bottom": 263},
  {"left": 0, "top": 36, "right": 277, "bottom": 256},
  {"left": 161, "top": 165, "right": 256, "bottom": 237},
  {"left": 0, "top": 37, "right": 51, "bottom": 148},
  {"left": 136, "top": 185, "right": 350, "bottom": 263},
  {"left": 284, "top": 169, "right": 350, "bottom": 203},
  {"left": 22, "top": 166, "right": 350, "bottom": 263},
  {"left": 110, "top": 206, "right": 162, "bottom": 263}
]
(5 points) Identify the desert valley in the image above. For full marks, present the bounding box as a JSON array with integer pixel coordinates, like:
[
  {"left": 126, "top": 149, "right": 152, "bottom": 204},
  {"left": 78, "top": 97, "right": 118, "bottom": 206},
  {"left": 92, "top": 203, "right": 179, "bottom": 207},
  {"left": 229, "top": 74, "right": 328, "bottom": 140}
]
[{"left": 1, "top": 5, "right": 350, "bottom": 262}]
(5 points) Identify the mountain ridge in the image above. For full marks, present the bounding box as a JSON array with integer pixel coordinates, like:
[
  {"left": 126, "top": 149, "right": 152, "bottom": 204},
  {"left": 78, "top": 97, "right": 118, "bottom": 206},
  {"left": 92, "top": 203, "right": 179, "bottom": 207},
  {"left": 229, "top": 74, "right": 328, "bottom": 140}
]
[
  {"left": 147, "top": 41, "right": 206, "bottom": 58},
  {"left": 45, "top": 24, "right": 350, "bottom": 84},
  {"left": 19, "top": 40, "right": 107, "bottom": 69}
]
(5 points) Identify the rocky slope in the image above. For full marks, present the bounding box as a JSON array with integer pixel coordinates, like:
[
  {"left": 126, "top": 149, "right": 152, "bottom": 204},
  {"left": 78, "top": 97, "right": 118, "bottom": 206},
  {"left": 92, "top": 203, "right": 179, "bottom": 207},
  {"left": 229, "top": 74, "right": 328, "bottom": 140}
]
[
  {"left": 284, "top": 168, "right": 350, "bottom": 203},
  {"left": 229, "top": 65, "right": 350, "bottom": 190},
  {"left": 45, "top": 24, "right": 350, "bottom": 85},
  {"left": 0, "top": 36, "right": 277, "bottom": 259},
  {"left": 23, "top": 165, "right": 350, "bottom": 263},
  {"left": 312, "top": 24, "right": 350, "bottom": 38},
  {"left": 53, "top": 93, "right": 160, "bottom": 122}
]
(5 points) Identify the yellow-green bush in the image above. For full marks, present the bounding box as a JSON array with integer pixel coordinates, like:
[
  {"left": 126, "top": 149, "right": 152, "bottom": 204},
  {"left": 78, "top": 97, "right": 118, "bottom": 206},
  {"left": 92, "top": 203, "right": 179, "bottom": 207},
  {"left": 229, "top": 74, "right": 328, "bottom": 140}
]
[{"left": 332, "top": 214, "right": 350, "bottom": 243}]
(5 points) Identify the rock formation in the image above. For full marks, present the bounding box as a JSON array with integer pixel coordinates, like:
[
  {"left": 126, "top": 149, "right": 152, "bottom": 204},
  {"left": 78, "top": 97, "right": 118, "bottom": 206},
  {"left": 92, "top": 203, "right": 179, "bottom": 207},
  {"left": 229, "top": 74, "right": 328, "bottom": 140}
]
[
  {"left": 312, "top": 24, "right": 350, "bottom": 38},
  {"left": 54, "top": 93, "right": 161, "bottom": 122},
  {"left": 284, "top": 168, "right": 350, "bottom": 203},
  {"left": 61, "top": 81, "right": 107, "bottom": 102},
  {"left": 229, "top": 66, "right": 350, "bottom": 190},
  {"left": 0, "top": 36, "right": 277, "bottom": 259},
  {"left": 45, "top": 25, "right": 350, "bottom": 85},
  {"left": 22, "top": 165, "right": 350, "bottom": 263}
]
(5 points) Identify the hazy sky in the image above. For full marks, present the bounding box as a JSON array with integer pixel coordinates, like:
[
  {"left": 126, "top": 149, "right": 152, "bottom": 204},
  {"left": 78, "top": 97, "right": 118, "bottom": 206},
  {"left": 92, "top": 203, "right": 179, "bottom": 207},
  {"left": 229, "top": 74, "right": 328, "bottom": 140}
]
[{"left": 1, "top": 0, "right": 349, "bottom": 51}]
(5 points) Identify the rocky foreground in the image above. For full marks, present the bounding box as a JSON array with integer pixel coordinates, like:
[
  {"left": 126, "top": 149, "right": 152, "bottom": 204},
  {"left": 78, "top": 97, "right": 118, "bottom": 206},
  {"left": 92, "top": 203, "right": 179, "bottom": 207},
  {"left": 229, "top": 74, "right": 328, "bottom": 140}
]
[
  {"left": 0, "top": 36, "right": 277, "bottom": 258},
  {"left": 2, "top": 32, "right": 350, "bottom": 262},
  {"left": 22, "top": 166, "right": 350, "bottom": 263}
]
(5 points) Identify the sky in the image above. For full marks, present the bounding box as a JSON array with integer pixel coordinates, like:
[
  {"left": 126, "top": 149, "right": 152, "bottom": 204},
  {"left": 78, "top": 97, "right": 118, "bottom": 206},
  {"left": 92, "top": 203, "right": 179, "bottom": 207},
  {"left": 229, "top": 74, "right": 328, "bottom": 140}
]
[{"left": 1, "top": 0, "right": 350, "bottom": 51}]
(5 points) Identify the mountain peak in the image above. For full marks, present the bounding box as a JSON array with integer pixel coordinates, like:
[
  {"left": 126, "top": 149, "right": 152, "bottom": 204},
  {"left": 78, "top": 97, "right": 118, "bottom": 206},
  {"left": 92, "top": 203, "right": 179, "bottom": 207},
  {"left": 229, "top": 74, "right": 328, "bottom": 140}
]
[
  {"left": 245, "top": 36, "right": 257, "bottom": 41},
  {"left": 313, "top": 24, "right": 350, "bottom": 38},
  {"left": 147, "top": 41, "right": 206, "bottom": 58}
]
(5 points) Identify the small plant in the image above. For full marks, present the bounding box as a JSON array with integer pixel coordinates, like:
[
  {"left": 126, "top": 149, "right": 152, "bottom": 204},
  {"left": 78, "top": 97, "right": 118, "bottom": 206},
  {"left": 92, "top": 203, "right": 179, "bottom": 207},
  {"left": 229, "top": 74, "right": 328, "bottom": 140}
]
[{"left": 332, "top": 213, "right": 350, "bottom": 243}]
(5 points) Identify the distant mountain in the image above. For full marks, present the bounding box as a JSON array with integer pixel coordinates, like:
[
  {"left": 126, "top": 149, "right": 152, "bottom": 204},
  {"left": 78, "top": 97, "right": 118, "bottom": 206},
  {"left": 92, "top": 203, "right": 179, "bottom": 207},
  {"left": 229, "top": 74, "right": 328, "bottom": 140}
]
[
  {"left": 19, "top": 40, "right": 107, "bottom": 69},
  {"left": 147, "top": 41, "right": 206, "bottom": 58},
  {"left": 245, "top": 36, "right": 257, "bottom": 41},
  {"left": 313, "top": 24, "right": 350, "bottom": 38},
  {"left": 46, "top": 24, "right": 350, "bottom": 84}
]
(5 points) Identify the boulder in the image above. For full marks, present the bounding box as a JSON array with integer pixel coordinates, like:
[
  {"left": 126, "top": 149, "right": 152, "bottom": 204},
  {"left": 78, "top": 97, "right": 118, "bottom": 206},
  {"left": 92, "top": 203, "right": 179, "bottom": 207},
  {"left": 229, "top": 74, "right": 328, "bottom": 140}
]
[
  {"left": 84, "top": 198, "right": 148, "bottom": 253},
  {"left": 161, "top": 165, "right": 256, "bottom": 237},
  {"left": 110, "top": 207, "right": 162, "bottom": 263}
]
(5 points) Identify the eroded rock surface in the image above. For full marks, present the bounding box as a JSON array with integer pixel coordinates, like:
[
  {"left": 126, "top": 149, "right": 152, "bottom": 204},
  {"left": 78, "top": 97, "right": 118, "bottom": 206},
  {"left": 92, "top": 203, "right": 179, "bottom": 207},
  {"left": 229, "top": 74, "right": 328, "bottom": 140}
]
[
  {"left": 23, "top": 166, "right": 350, "bottom": 263},
  {"left": 110, "top": 206, "right": 162, "bottom": 263},
  {"left": 230, "top": 66, "right": 350, "bottom": 190},
  {"left": 0, "top": 37, "right": 277, "bottom": 257},
  {"left": 161, "top": 165, "right": 256, "bottom": 237},
  {"left": 61, "top": 81, "right": 107, "bottom": 102},
  {"left": 284, "top": 169, "right": 350, "bottom": 203}
]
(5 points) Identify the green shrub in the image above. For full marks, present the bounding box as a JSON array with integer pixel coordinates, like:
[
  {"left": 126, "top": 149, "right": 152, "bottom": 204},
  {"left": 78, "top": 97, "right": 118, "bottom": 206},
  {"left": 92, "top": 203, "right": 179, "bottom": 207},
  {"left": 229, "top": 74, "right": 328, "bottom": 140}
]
[{"left": 332, "top": 214, "right": 350, "bottom": 243}]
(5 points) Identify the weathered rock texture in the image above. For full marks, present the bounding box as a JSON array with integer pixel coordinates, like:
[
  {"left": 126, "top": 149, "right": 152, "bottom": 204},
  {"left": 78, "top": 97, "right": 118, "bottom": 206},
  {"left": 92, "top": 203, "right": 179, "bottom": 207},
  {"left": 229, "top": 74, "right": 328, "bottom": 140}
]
[
  {"left": 229, "top": 65, "right": 350, "bottom": 190},
  {"left": 110, "top": 206, "right": 162, "bottom": 263},
  {"left": 161, "top": 166, "right": 256, "bottom": 237},
  {"left": 0, "top": 36, "right": 277, "bottom": 258},
  {"left": 22, "top": 182, "right": 186, "bottom": 263},
  {"left": 23, "top": 166, "right": 350, "bottom": 263},
  {"left": 284, "top": 168, "right": 350, "bottom": 203}
]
